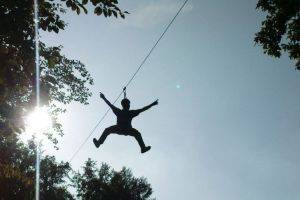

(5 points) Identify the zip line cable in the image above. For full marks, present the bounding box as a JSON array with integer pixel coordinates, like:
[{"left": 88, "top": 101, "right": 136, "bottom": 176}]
[
  {"left": 123, "top": 0, "right": 189, "bottom": 89},
  {"left": 69, "top": 0, "right": 189, "bottom": 162}
]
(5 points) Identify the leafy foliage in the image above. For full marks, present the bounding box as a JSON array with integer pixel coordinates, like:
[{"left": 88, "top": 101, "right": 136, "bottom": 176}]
[
  {"left": 0, "top": 135, "right": 74, "bottom": 199},
  {"left": 0, "top": 137, "right": 155, "bottom": 199},
  {"left": 0, "top": 0, "right": 128, "bottom": 145},
  {"left": 255, "top": 0, "right": 300, "bottom": 70},
  {"left": 0, "top": 1, "right": 155, "bottom": 199},
  {"left": 40, "top": 155, "right": 74, "bottom": 200},
  {"left": 74, "top": 158, "right": 155, "bottom": 200}
]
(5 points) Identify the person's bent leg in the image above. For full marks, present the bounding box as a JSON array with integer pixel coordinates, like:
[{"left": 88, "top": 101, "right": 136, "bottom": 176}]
[
  {"left": 129, "top": 128, "right": 151, "bottom": 153},
  {"left": 93, "top": 126, "right": 119, "bottom": 148}
]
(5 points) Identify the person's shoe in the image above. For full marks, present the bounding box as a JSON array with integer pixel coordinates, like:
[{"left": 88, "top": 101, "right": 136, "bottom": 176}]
[
  {"left": 141, "top": 146, "right": 151, "bottom": 153},
  {"left": 93, "top": 138, "right": 101, "bottom": 148}
]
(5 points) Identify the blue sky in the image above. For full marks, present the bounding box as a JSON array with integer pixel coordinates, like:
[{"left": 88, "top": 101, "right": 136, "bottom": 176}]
[{"left": 40, "top": 0, "right": 300, "bottom": 199}]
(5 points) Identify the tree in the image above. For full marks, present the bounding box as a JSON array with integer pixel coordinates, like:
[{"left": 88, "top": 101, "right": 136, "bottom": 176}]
[
  {"left": 0, "top": 135, "right": 74, "bottom": 199},
  {"left": 74, "top": 158, "right": 155, "bottom": 200},
  {"left": 0, "top": 135, "right": 35, "bottom": 199},
  {"left": 0, "top": 0, "right": 128, "bottom": 145},
  {"left": 255, "top": 0, "right": 300, "bottom": 70},
  {"left": 39, "top": 155, "right": 74, "bottom": 200},
  {"left": 0, "top": 136, "right": 155, "bottom": 199},
  {"left": 0, "top": 2, "right": 156, "bottom": 199}
]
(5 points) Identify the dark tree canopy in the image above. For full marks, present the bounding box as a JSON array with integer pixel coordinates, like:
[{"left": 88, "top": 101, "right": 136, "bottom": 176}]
[
  {"left": 0, "top": 135, "right": 155, "bottom": 199},
  {"left": 0, "top": 135, "right": 74, "bottom": 199},
  {"left": 74, "top": 158, "right": 155, "bottom": 200},
  {"left": 0, "top": 2, "right": 155, "bottom": 199},
  {"left": 0, "top": 0, "right": 128, "bottom": 145},
  {"left": 255, "top": 0, "right": 300, "bottom": 70}
]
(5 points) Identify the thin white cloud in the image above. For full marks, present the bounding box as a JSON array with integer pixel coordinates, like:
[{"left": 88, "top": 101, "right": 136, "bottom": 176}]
[{"left": 113, "top": 1, "right": 193, "bottom": 28}]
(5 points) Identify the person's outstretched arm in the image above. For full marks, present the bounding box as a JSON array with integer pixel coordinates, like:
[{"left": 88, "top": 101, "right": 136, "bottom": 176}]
[
  {"left": 136, "top": 99, "right": 158, "bottom": 114},
  {"left": 100, "top": 92, "right": 117, "bottom": 110}
]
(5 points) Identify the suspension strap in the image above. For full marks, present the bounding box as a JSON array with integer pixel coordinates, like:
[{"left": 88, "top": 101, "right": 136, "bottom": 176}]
[{"left": 123, "top": 87, "right": 127, "bottom": 99}]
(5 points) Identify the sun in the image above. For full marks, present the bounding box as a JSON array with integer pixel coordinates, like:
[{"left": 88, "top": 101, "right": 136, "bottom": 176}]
[{"left": 25, "top": 106, "right": 52, "bottom": 134}]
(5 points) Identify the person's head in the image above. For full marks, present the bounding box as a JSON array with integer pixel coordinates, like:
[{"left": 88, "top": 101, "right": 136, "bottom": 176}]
[{"left": 121, "top": 98, "right": 130, "bottom": 110}]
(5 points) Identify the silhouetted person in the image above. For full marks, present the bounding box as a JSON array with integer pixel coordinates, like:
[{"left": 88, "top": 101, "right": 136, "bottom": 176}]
[{"left": 93, "top": 92, "right": 158, "bottom": 153}]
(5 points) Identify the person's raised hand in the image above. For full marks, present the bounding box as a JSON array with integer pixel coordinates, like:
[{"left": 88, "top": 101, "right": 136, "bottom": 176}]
[
  {"left": 99, "top": 92, "right": 105, "bottom": 99},
  {"left": 152, "top": 99, "right": 159, "bottom": 106}
]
